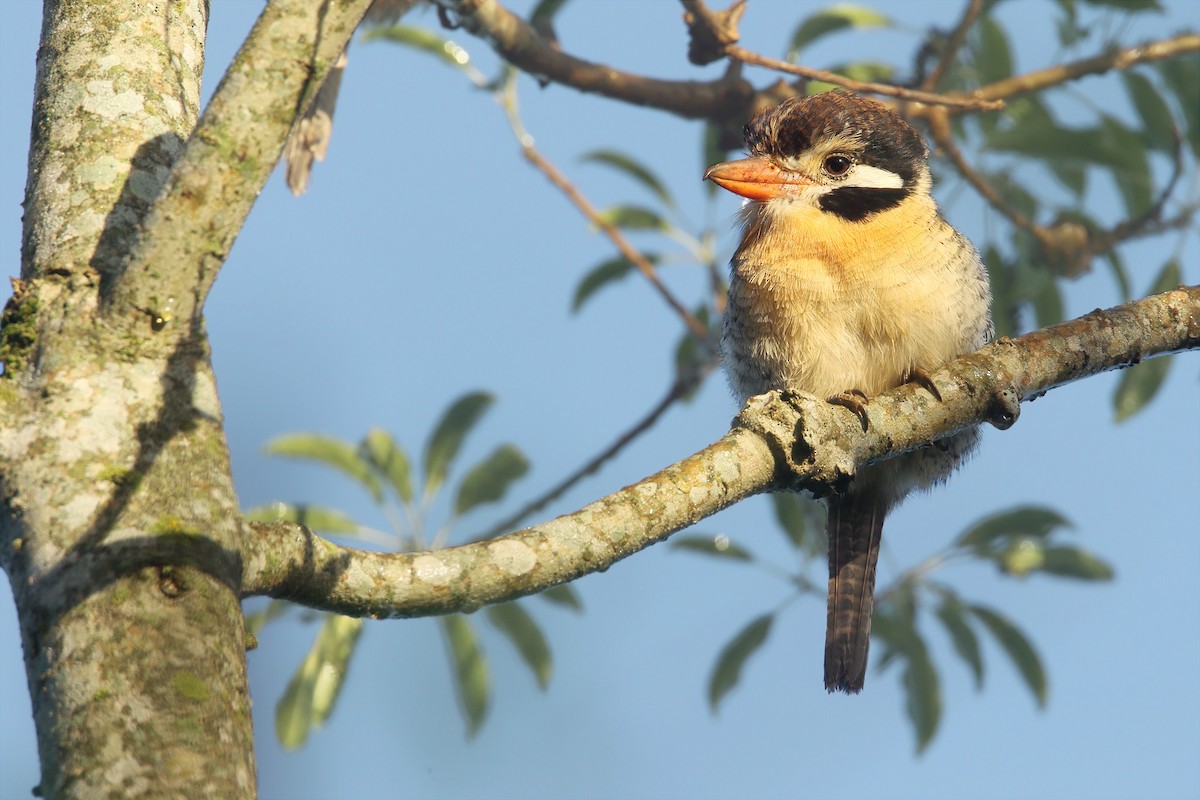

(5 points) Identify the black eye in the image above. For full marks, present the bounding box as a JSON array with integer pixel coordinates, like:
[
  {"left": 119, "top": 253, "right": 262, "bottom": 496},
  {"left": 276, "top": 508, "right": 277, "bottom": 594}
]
[{"left": 824, "top": 155, "right": 852, "bottom": 177}]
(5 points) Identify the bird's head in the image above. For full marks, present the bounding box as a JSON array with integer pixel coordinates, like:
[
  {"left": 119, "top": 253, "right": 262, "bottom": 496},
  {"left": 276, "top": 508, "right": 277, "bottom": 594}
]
[{"left": 705, "top": 90, "right": 931, "bottom": 223}]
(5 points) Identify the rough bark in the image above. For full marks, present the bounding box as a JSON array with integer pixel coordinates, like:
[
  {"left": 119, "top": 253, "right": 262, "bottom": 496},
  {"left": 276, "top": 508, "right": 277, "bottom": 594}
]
[{"left": 0, "top": 1, "right": 370, "bottom": 797}]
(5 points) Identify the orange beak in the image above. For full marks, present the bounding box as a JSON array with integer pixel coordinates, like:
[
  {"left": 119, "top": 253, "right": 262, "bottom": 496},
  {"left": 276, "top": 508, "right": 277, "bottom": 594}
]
[{"left": 704, "top": 155, "right": 810, "bottom": 201}]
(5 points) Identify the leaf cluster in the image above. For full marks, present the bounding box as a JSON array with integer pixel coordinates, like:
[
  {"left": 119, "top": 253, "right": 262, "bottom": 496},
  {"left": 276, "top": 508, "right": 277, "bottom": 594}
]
[
  {"left": 246, "top": 392, "right": 581, "bottom": 746},
  {"left": 677, "top": 501, "right": 1113, "bottom": 753}
]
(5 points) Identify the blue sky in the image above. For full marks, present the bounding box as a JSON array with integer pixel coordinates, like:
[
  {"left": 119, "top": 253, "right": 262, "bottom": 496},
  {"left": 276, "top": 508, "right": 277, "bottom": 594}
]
[{"left": 2, "top": 2, "right": 1198, "bottom": 798}]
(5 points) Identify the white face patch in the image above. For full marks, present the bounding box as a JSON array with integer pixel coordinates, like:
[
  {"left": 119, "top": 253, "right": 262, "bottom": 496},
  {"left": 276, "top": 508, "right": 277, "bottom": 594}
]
[{"left": 843, "top": 163, "right": 904, "bottom": 190}]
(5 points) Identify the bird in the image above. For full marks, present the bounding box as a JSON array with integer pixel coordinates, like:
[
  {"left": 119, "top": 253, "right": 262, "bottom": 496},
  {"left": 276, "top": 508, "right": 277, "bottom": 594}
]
[{"left": 705, "top": 90, "right": 993, "bottom": 694}]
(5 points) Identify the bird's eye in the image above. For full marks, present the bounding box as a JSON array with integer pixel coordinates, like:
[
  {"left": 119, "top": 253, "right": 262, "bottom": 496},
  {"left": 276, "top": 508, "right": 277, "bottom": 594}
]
[{"left": 823, "top": 155, "right": 853, "bottom": 177}]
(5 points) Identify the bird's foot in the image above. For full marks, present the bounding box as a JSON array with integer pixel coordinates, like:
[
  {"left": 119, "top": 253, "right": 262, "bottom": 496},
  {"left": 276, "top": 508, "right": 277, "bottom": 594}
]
[
  {"left": 904, "top": 366, "right": 942, "bottom": 402},
  {"left": 828, "top": 389, "right": 870, "bottom": 432}
]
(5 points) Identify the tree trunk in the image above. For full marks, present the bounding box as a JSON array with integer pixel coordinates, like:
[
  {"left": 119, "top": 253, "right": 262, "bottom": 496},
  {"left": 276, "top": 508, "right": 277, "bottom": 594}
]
[{"left": 1, "top": 1, "right": 256, "bottom": 796}]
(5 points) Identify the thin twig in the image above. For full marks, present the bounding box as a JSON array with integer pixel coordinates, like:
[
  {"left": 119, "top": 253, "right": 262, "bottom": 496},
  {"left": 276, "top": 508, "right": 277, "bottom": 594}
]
[
  {"left": 726, "top": 45, "right": 1005, "bottom": 111},
  {"left": 926, "top": 107, "right": 1052, "bottom": 247},
  {"left": 496, "top": 75, "right": 710, "bottom": 339},
  {"left": 972, "top": 32, "right": 1200, "bottom": 104},
  {"left": 521, "top": 147, "right": 709, "bottom": 339},
  {"left": 921, "top": 0, "right": 985, "bottom": 92},
  {"left": 1087, "top": 125, "right": 1190, "bottom": 258},
  {"left": 472, "top": 366, "right": 716, "bottom": 541}
]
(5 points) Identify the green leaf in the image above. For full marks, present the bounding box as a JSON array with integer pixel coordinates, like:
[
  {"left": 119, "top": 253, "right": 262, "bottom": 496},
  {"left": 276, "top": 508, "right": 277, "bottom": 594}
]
[
  {"left": 1157, "top": 52, "right": 1200, "bottom": 158},
  {"left": 787, "top": 4, "right": 891, "bottom": 60},
  {"left": 594, "top": 204, "right": 669, "bottom": 231},
  {"left": 580, "top": 149, "right": 674, "bottom": 208},
  {"left": 537, "top": 583, "right": 583, "bottom": 612},
  {"left": 670, "top": 534, "right": 754, "bottom": 562},
  {"left": 1114, "top": 259, "right": 1180, "bottom": 422},
  {"left": 955, "top": 505, "right": 1073, "bottom": 549},
  {"left": 902, "top": 634, "right": 940, "bottom": 755},
  {"left": 1122, "top": 71, "right": 1179, "bottom": 153},
  {"left": 975, "top": 16, "right": 1014, "bottom": 84},
  {"left": 985, "top": 245, "right": 1018, "bottom": 339},
  {"left": 1048, "top": 159, "right": 1087, "bottom": 197},
  {"left": 571, "top": 255, "right": 644, "bottom": 313},
  {"left": 997, "top": 537, "right": 1048, "bottom": 577},
  {"left": 987, "top": 169, "right": 1040, "bottom": 220},
  {"left": 871, "top": 605, "right": 941, "bottom": 753},
  {"left": 276, "top": 614, "right": 365, "bottom": 749},
  {"left": 708, "top": 614, "right": 773, "bottom": 712},
  {"left": 770, "top": 493, "right": 825, "bottom": 554},
  {"left": 424, "top": 392, "right": 494, "bottom": 498},
  {"left": 934, "top": 595, "right": 984, "bottom": 690},
  {"left": 1104, "top": 249, "right": 1132, "bottom": 302},
  {"left": 673, "top": 305, "right": 713, "bottom": 390},
  {"left": 244, "top": 502, "right": 361, "bottom": 535},
  {"left": 245, "top": 598, "right": 290, "bottom": 637},
  {"left": 969, "top": 605, "right": 1047, "bottom": 707},
  {"left": 485, "top": 602, "right": 553, "bottom": 690},
  {"left": 834, "top": 60, "right": 895, "bottom": 83},
  {"left": 1114, "top": 355, "right": 1173, "bottom": 422},
  {"left": 1021, "top": 261, "right": 1064, "bottom": 328},
  {"left": 361, "top": 25, "right": 481, "bottom": 81},
  {"left": 264, "top": 433, "right": 382, "bottom": 503},
  {"left": 1100, "top": 115, "right": 1154, "bottom": 217},
  {"left": 359, "top": 428, "right": 413, "bottom": 504},
  {"left": 453, "top": 444, "right": 530, "bottom": 515},
  {"left": 1038, "top": 546, "right": 1115, "bottom": 581},
  {"left": 440, "top": 615, "right": 490, "bottom": 738}
]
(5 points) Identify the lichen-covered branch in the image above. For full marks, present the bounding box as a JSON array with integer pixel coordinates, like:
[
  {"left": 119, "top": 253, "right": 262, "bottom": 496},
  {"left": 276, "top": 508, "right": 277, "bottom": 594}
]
[
  {"left": 107, "top": 0, "right": 375, "bottom": 334},
  {"left": 242, "top": 287, "right": 1200, "bottom": 617}
]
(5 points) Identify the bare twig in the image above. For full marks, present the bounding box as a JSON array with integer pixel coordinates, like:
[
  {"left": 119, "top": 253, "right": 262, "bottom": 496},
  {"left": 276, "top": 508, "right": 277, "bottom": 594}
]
[
  {"left": 473, "top": 366, "right": 716, "bottom": 541},
  {"left": 495, "top": 77, "right": 710, "bottom": 339},
  {"left": 921, "top": 0, "right": 985, "bottom": 92},
  {"left": 926, "top": 107, "right": 1053, "bottom": 247},
  {"left": 726, "top": 45, "right": 1005, "bottom": 111},
  {"left": 1086, "top": 126, "right": 1190, "bottom": 259},
  {"left": 972, "top": 32, "right": 1200, "bottom": 104},
  {"left": 521, "top": 146, "right": 709, "bottom": 339}
]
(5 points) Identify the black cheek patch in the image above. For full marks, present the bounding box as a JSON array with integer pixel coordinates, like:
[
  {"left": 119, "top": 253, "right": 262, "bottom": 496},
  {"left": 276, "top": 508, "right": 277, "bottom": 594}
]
[{"left": 819, "top": 186, "right": 909, "bottom": 222}]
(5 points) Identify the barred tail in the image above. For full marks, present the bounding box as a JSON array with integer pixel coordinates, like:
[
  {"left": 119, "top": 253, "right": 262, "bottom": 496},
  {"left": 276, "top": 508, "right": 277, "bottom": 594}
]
[{"left": 824, "top": 491, "right": 887, "bottom": 693}]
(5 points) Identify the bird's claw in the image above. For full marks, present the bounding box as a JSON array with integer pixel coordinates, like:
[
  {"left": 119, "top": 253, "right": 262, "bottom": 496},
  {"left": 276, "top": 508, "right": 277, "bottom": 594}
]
[
  {"left": 828, "top": 389, "right": 870, "bottom": 432},
  {"left": 905, "top": 367, "right": 942, "bottom": 402}
]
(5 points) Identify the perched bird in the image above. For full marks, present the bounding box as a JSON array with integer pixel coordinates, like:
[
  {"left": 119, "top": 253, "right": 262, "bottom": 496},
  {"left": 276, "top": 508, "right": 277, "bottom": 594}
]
[{"left": 706, "top": 90, "right": 993, "bottom": 693}]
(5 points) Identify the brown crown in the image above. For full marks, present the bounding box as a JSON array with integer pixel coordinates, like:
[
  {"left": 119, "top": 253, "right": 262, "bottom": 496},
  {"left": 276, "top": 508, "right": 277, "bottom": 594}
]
[{"left": 743, "top": 90, "right": 928, "bottom": 184}]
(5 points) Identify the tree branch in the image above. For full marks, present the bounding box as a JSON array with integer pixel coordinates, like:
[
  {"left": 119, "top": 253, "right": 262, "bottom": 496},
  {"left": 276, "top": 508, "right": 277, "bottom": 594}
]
[
  {"left": 472, "top": 365, "right": 715, "bottom": 542},
  {"left": 107, "top": 0, "right": 374, "bottom": 332},
  {"left": 970, "top": 32, "right": 1200, "bottom": 105},
  {"left": 724, "top": 45, "right": 1004, "bottom": 111},
  {"left": 242, "top": 287, "right": 1200, "bottom": 616},
  {"left": 431, "top": 0, "right": 755, "bottom": 119},
  {"left": 920, "top": 0, "right": 985, "bottom": 92}
]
